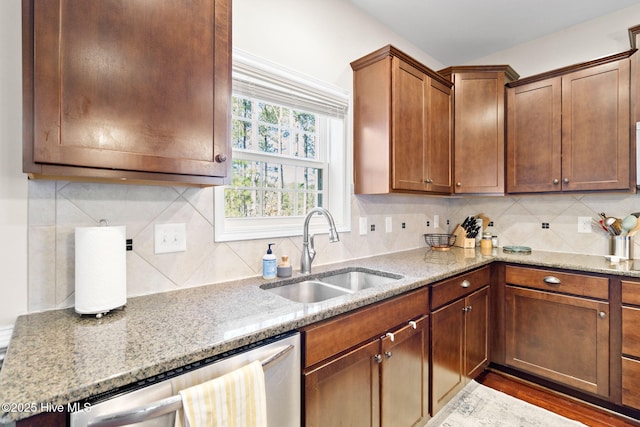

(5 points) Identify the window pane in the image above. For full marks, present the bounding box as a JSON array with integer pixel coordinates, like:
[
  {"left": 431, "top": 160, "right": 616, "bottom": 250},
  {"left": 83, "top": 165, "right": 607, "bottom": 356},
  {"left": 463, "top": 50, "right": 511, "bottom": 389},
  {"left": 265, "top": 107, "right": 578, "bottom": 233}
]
[{"left": 227, "top": 94, "right": 327, "bottom": 221}]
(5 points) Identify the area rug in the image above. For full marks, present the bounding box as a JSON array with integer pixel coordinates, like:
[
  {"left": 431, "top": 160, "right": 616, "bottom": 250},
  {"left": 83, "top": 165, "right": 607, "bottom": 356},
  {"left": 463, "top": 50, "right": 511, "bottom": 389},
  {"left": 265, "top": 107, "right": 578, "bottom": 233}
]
[{"left": 426, "top": 380, "right": 587, "bottom": 427}]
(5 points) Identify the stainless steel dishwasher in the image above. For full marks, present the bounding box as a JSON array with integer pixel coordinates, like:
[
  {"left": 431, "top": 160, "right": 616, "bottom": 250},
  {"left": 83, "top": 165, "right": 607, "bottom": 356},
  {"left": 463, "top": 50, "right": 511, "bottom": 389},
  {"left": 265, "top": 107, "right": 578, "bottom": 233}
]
[{"left": 70, "top": 332, "right": 300, "bottom": 427}]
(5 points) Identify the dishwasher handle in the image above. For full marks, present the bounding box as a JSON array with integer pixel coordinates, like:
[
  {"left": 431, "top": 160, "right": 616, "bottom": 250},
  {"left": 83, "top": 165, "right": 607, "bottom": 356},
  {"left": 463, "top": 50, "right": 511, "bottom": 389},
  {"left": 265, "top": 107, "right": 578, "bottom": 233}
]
[{"left": 87, "top": 344, "right": 294, "bottom": 427}]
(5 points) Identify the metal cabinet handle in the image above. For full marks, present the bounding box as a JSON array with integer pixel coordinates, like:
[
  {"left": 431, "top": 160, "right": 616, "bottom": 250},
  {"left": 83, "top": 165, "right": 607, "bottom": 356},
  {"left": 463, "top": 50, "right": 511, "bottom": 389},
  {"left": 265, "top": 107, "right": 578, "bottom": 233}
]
[
  {"left": 462, "top": 305, "right": 473, "bottom": 312},
  {"left": 456, "top": 182, "right": 462, "bottom": 187},
  {"left": 386, "top": 332, "right": 395, "bottom": 342},
  {"left": 409, "top": 320, "right": 417, "bottom": 329},
  {"left": 461, "top": 280, "right": 471, "bottom": 288},
  {"left": 563, "top": 178, "right": 569, "bottom": 184},
  {"left": 599, "top": 311, "right": 607, "bottom": 319},
  {"left": 385, "top": 351, "right": 393, "bottom": 359},
  {"left": 543, "top": 276, "right": 561, "bottom": 285},
  {"left": 424, "top": 178, "right": 433, "bottom": 184},
  {"left": 374, "top": 354, "right": 383, "bottom": 363},
  {"left": 553, "top": 179, "right": 559, "bottom": 185},
  {"left": 215, "top": 154, "right": 228, "bottom": 163}
]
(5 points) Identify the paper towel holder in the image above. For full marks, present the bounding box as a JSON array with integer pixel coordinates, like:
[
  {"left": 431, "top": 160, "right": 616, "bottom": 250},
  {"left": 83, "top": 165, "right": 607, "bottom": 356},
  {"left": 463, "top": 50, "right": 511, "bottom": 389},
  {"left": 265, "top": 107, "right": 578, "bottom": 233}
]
[{"left": 75, "top": 219, "right": 127, "bottom": 318}]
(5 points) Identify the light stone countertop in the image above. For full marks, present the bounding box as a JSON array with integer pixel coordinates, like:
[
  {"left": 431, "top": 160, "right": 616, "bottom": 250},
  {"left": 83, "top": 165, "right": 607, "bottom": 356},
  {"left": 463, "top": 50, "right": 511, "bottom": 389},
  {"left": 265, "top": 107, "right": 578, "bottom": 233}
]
[{"left": 1, "top": 247, "right": 639, "bottom": 423}]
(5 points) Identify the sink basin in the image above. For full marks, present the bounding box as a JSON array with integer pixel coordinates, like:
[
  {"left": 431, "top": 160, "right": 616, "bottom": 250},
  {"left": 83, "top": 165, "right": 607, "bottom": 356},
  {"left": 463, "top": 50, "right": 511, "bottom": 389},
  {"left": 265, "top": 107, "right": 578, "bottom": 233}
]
[
  {"left": 315, "top": 270, "right": 403, "bottom": 291},
  {"left": 261, "top": 268, "right": 403, "bottom": 303},
  {"left": 264, "top": 280, "right": 353, "bottom": 303}
]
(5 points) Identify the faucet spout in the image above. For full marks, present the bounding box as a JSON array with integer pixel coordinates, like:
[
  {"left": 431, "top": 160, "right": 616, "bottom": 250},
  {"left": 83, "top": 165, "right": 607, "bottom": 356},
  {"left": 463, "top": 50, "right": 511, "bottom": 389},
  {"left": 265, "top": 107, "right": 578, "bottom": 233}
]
[{"left": 301, "top": 207, "right": 340, "bottom": 274}]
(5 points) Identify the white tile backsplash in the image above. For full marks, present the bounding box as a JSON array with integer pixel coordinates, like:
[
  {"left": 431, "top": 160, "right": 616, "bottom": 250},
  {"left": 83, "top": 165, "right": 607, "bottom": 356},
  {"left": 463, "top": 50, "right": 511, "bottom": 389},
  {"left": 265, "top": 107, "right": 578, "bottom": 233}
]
[{"left": 27, "top": 180, "right": 640, "bottom": 313}]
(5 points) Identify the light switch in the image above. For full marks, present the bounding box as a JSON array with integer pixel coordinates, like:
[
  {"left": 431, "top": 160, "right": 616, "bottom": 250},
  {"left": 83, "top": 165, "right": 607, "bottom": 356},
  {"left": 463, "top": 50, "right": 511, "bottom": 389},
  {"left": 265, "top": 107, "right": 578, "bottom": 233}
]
[
  {"left": 154, "top": 223, "right": 187, "bottom": 254},
  {"left": 359, "top": 217, "right": 368, "bottom": 235}
]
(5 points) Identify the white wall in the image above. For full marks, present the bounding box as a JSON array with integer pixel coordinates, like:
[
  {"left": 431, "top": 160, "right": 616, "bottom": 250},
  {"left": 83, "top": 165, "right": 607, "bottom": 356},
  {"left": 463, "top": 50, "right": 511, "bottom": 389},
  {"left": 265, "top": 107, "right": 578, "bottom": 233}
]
[
  {"left": 232, "top": 0, "right": 445, "bottom": 91},
  {"left": 0, "top": 0, "right": 28, "bottom": 327},
  {"left": 468, "top": 3, "right": 640, "bottom": 77}
]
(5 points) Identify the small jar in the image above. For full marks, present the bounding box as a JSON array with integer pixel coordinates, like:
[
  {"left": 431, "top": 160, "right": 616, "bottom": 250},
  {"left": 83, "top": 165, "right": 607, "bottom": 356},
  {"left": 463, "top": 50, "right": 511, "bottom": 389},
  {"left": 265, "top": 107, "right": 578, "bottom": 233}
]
[
  {"left": 480, "top": 237, "right": 492, "bottom": 250},
  {"left": 491, "top": 235, "right": 499, "bottom": 247}
]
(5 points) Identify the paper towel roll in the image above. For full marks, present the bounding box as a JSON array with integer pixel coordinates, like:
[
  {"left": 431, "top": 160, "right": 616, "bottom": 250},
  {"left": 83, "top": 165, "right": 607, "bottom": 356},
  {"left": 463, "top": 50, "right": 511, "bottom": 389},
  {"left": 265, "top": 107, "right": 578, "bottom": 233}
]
[{"left": 75, "top": 225, "right": 127, "bottom": 315}]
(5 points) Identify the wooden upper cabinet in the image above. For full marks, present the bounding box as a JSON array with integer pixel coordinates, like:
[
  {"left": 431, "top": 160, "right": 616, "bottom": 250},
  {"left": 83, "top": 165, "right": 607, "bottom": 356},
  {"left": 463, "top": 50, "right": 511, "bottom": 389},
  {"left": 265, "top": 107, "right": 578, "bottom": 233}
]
[
  {"left": 22, "top": 0, "right": 231, "bottom": 186},
  {"left": 506, "top": 51, "right": 634, "bottom": 193},
  {"left": 351, "top": 45, "right": 453, "bottom": 195},
  {"left": 439, "top": 66, "right": 519, "bottom": 194}
]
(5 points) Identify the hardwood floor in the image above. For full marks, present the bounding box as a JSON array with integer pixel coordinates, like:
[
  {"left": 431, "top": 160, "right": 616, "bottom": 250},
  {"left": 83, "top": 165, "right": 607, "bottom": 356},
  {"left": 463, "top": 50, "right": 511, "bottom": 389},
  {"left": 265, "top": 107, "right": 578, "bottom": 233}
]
[{"left": 477, "top": 370, "right": 640, "bottom": 427}]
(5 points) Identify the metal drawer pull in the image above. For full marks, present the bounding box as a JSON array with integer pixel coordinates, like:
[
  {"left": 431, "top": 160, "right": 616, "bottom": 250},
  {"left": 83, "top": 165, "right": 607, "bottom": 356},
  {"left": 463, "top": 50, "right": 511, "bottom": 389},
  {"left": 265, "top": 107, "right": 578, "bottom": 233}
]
[
  {"left": 599, "top": 311, "right": 607, "bottom": 319},
  {"left": 374, "top": 354, "right": 383, "bottom": 363},
  {"left": 409, "top": 320, "right": 417, "bottom": 329},
  {"left": 385, "top": 351, "right": 393, "bottom": 358},
  {"left": 462, "top": 305, "right": 473, "bottom": 312},
  {"left": 87, "top": 345, "right": 294, "bottom": 427},
  {"left": 386, "top": 332, "right": 395, "bottom": 342},
  {"left": 543, "top": 276, "right": 561, "bottom": 285},
  {"left": 461, "top": 280, "right": 471, "bottom": 288}
]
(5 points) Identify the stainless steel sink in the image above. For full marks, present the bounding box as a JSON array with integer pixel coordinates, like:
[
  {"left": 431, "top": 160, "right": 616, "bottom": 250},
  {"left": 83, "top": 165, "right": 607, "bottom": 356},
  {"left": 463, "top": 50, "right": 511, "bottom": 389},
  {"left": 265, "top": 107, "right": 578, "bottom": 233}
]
[
  {"left": 315, "top": 270, "right": 402, "bottom": 291},
  {"left": 264, "top": 280, "right": 353, "bottom": 303},
  {"left": 261, "top": 268, "right": 403, "bottom": 303}
]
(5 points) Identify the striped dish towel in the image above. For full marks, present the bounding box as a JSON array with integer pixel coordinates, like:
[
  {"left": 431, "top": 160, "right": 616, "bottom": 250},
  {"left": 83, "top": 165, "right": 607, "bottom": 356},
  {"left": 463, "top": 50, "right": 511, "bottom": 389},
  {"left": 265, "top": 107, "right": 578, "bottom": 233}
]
[{"left": 176, "top": 360, "right": 267, "bottom": 427}]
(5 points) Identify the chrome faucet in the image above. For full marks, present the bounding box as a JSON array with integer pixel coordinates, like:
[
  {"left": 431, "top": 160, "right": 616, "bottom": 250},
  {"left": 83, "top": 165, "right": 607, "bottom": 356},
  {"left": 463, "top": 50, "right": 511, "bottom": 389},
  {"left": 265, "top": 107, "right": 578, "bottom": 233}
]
[{"left": 301, "top": 207, "right": 340, "bottom": 274}]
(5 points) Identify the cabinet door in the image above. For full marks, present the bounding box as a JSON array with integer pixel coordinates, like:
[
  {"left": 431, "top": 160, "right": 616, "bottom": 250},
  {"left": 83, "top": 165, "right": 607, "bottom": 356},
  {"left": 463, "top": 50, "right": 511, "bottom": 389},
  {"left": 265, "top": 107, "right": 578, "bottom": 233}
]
[
  {"left": 381, "top": 316, "right": 429, "bottom": 427},
  {"left": 392, "top": 58, "right": 428, "bottom": 192},
  {"left": 431, "top": 298, "right": 465, "bottom": 414},
  {"left": 465, "top": 286, "right": 489, "bottom": 378},
  {"left": 505, "top": 286, "right": 610, "bottom": 397},
  {"left": 25, "top": 0, "right": 230, "bottom": 182},
  {"left": 305, "top": 339, "right": 380, "bottom": 427},
  {"left": 426, "top": 79, "right": 453, "bottom": 193},
  {"left": 622, "top": 357, "right": 640, "bottom": 409},
  {"left": 453, "top": 72, "right": 505, "bottom": 194},
  {"left": 506, "top": 77, "right": 562, "bottom": 193},
  {"left": 561, "top": 60, "right": 630, "bottom": 191}
]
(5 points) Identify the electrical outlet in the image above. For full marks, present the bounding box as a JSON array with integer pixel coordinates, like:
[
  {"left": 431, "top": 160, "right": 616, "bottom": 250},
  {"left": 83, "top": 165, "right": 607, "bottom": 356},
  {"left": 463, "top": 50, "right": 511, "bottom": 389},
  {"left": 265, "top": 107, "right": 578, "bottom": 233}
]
[
  {"left": 578, "top": 216, "right": 592, "bottom": 233},
  {"left": 434, "top": 215, "right": 439, "bottom": 229},
  {"left": 154, "top": 223, "right": 187, "bottom": 254},
  {"left": 359, "top": 217, "right": 368, "bottom": 235},
  {"left": 385, "top": 217, "right": 392, "bottom": 233}
]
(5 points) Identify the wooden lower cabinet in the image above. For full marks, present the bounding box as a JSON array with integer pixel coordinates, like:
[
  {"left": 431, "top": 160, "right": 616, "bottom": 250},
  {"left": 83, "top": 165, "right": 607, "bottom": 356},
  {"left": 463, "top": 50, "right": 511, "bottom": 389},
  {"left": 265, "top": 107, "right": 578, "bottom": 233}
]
[
  {"left": 305, "top": 339, "right": 381, "bottom": 427},
  {"left": 622, "top": 280, "right": 640, "bottom": 409},
  {"left": 431, "top": 286, "right": 489, "bottom": 414},
  {"left": 302, "top": 289, "right": 430, "bottom": 427},
  {"left": 381, "top": 316, "right": 430, "bottom": 427},
  {"left": 505, "top": 285, "right": 610, "bottom": 397}
]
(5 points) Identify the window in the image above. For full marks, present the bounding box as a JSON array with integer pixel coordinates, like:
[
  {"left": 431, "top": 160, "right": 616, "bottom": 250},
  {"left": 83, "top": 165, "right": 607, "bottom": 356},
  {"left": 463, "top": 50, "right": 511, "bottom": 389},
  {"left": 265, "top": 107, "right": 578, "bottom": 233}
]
[{"left": 214, "top": 50, "right": 350, "bottom": 242}]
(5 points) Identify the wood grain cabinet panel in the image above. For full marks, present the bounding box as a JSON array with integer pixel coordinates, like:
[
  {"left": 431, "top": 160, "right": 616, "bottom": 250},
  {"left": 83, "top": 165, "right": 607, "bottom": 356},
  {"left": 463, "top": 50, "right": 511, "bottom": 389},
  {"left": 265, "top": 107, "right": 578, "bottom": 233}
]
[
  {"left": 430, "top": 267, "right": 491, "bottom": 415},
  {"left": 305, "top": 339, "right": 381, "bottom": 427},
  {"left": 351, "top": 45, "right": 453, "bottom": 195},
  {"left": 505, "top": 286, "right": 610, "bottom": 397},
  {"left": 621, "top": 279, "right": 640, "bottom": 410},
  {"left": 439, "top": 66, "right": 518, "bottom": 194},
  {"left": 506, "top": 51, "right": 632, "bottom": 193},
  {"left": 22, "top": 0, "right": 231, "bottom": 185}
]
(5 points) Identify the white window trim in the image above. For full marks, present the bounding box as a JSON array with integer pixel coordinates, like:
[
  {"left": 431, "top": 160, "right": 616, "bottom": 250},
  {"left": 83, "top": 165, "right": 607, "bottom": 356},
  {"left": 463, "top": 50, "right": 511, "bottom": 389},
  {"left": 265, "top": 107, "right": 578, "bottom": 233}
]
[{"left": 214, "top": 49, "right": 351, "bottom": 242}]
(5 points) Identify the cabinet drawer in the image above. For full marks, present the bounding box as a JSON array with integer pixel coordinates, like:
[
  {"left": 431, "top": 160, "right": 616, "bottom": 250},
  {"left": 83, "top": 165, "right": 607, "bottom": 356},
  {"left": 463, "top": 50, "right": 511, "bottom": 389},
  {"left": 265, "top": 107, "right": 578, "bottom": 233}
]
[
  {"left": 623, "top": 306, "right": 640, "bottom": 356},
  {"left": 505, "top": 265, "right": 608, "bottom": 300},
  {"left": 302, "top": 288, "right": 428, "bottom": 368},
  {"left": 622, "top": 280, "right": 640, "bottom": 306},
  {"left": 622, "top": 357, "right": 640, "bottom": 409},
  {"left": 431, "top": 267, "right": 490, "bottom": 309}
]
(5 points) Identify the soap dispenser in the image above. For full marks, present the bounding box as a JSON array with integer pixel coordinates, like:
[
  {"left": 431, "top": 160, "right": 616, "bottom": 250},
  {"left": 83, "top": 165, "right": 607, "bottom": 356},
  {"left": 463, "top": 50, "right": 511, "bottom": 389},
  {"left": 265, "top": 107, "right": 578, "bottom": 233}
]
[{"left": 262, "top": 243, "right": 277, "bottom": 279}]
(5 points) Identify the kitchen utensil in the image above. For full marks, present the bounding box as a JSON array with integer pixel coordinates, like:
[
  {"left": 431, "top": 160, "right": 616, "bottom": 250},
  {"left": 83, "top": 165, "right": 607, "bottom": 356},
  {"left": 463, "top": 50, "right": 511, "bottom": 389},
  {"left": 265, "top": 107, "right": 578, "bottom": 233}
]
[
  {"left": 604, "top": 216, "right": 622, "bottom": 235},
  {"left": 424, "top": 234, "right": 456, "bottom": 251},
  {"left": 592, "top": 218, "right": 610, "bottom": 234},
  {"left": 621, "top": 215, "right": 638, "bottom": 234},
  {"left": 627, "top": 219, "right": 640, "bottom": 237}
]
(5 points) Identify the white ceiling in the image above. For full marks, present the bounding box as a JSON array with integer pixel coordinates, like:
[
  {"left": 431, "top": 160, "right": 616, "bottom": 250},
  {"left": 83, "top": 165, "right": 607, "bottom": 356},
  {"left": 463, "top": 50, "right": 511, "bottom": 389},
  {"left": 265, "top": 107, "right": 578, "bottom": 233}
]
[{"left": 348, "top": 0, "right": 640, "bottom": 65}]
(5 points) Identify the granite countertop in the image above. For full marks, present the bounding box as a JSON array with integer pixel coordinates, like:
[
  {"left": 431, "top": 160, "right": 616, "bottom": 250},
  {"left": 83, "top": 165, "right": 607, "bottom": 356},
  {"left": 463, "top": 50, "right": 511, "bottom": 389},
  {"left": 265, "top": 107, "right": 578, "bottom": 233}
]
[{"left": 1, "top": 247, "right": 639, "bottom": 423}]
